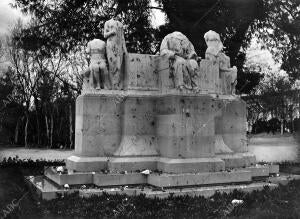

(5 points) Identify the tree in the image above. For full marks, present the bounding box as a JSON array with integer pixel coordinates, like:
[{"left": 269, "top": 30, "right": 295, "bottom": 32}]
[
  {"left": 0, "top": 67, "right": 23, "bottom": 144},
  {"left": 6, "top": 20, "right": 82, "bottom": 147},
  {"left": 12, "top": 0, "right": 157, "bottom": 54},
  {"left": 254, "top": 0, "right": 300, "bottom": 81},
  {"left": 246, "top": 73, "right": 299, "bottom": 134}
]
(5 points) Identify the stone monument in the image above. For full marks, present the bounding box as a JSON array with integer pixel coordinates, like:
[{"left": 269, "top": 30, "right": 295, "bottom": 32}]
[
  {"left": 82, "top": 38, "right": 109, "bottom": 90},
  {"left": 104, "top": 18, "right": 127, "bottom": 90},
  {"left": 204, "top": 30, "right": 237, "bottom": 94},
  {"left": 160, "top": 31, "right": 199, "bottom": 90},
  {"left": 29, "top": 22, "right": 279, "bottom": 199}
]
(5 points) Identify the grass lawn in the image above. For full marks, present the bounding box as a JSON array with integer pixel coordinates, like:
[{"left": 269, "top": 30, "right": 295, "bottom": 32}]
[{"left": 1, "top": 158, "right": 300, "bottom": 218}]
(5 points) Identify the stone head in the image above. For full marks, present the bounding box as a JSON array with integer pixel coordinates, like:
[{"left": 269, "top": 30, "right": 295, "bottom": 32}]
[
  {"left": 104, "top": 18, "right": 123, "bottom": 38},
  {"left": 204, "top": 30, "right": 223, "bottom": 55}
]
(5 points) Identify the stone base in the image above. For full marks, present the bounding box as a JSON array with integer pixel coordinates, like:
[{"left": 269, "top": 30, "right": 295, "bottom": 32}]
[
  {"left": 66, "top": 153, "right": 256, "bottom": 174},
  {"left": 157, "top": 157, "right": 225, "bottom": 173},
  {"left": 147, "top": 170, "right": 251, "bottom": 187},
  {"left": 45, "top": 164, "right": 278, "bottom": 187},
  {"left": 25, "top": 176, "right": 77, "bottom": 200},
  {"left": 28, "top": 172, "right": 300, "bottom": 200},
  {"left": 94, "top": 173, "right": 147, "bottom": 186},
  {"left": 215, "top": 152, "right": 256, "bottom": 169},
  {"left": 66, "top": 155, "right": 227, "bottom": 173},
  {"left": 246, "top": 165, "right": 270, "bottom": 177},
  {"left": 216, "top": 154, "right": 246, "bottom": 168},
  {"left": 45, "top": 167, "right": 93, "bottom": 185},
  {"left": 79, "top": 182, "right": 279, "bottom": 199},
  {"left": 128, "top": 182, "right": 279, "bottom": 199},
  {"left": 66, "top": 155, "right": 108, "bottom": 172},
  {"left": 108, "top": 157, "right": 159, "bottom": 172},
  {"left": 240, "top": 152, "right": 257, "bottom": 166},
  {"left": 66, "top": 155, "right": 159, "bottom": 172},
  {"left": 216, "top": 153, "right": 256, "bottom": 169}
]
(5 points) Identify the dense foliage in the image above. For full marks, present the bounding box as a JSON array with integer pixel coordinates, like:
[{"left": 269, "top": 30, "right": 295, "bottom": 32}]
[
  {"left": 255, "top": 0, "right": 300, "bottom": 81},
  {"left": 11, "top": 0, "right": 157, "bottom": 54}
]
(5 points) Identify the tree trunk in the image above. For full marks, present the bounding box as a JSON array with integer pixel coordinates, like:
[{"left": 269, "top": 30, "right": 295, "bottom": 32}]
[
  {"left": 50, "top": 113, "right": 53, "bottom": 148},
  {"left": 36, "top": 110, "right": 41, "bottom": 145},
  {"left": 14, "top": 117, "right": 21, "bottom": 144},
  {"left": 69, "top": 104, "right": 73, "bottom": 149},
  {"left": 45, "top": 115, "right": 49, "bottom": 148},
  {"left": 280, "top": 118, "right": 284, "bottom": 135},
  {"left": 25, "top": 113, "right": 29, "bottom": 148}
]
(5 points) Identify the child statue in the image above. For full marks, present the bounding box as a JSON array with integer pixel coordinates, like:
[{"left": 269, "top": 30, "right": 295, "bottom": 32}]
[{"left": 82, "top": 38, "right": 109, "bottom": 90}]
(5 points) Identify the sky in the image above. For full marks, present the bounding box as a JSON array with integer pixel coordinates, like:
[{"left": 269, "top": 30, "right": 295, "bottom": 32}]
[
  {"left": 150, "top": 0, "right": 166, "bottom": 27},
  {"left": 0, "top": 0, "right": 27, "bottom": 35}
]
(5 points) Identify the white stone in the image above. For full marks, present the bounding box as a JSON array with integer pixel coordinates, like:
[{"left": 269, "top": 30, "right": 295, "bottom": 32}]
[
  {"left": 160, "top": 31, "right": 199, "bottom": 90},
  {"left": 83, "top": 38, "right": 109, "bottom": 90},
  {"left": 104, "top": 19, "right": 127, "bottom": 90},
  {"left": 204, "top": 30, "right": 237, "bottom": 94}
]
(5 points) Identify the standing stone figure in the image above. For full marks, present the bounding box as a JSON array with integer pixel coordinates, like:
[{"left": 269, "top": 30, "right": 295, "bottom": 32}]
[
  {"left": 160, "top": 31, "right": 199, "bottom": 90},
  {"left": 82, "top": 38, "right": 109, "bottom": 90},
  {"left": 104, "top": 19, "right": 127, "bottom": 90},
  {"left": 204, "top": 30, "right": 237, "bottom": 94}
]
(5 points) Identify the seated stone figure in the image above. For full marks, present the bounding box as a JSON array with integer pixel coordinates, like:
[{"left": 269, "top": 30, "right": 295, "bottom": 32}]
[
  {"left": 204, "top": 30, "right": 237, "bottom": 94},
  {"left": 82, "top": 38, "right": 109, "bottom": 90},
  {"left": 218, "top": 51, "right": 237, "bottom": 94},
  {"left": 104, "top": 18, "right": 127, "bottom": 90},
  {"left": 160, "top": 31, "right": 199, "bottom": 90}
]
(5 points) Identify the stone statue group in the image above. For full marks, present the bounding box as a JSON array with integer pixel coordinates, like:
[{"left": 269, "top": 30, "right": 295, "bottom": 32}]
[
  {"left": 82, "top": 18, "right": 237, "bottom": 93},
  {"left": 82, "top": 18, "right": 127, "bottom": 90}
]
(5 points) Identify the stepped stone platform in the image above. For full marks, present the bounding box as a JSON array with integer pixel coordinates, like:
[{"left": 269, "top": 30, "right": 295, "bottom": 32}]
[
  {"left": 26, "top": 164, "right": 293, "bottom": 200},
  {"left": 44, "top": 164, "right": 279, "bottom": 187}
]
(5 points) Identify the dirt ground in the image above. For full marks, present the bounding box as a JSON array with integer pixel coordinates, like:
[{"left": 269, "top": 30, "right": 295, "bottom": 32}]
[
  {"left": 248, "top": 133, "right": 300, "bottom": 162},
  {"left": 0, "top": 146, "right": 73, "bottom": 161},
  {"left": 0, "top": 133, "right": 299, "bottom": 162}
]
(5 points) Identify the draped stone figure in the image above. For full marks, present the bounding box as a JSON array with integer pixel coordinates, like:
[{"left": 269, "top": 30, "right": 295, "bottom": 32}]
[
  {"left": 160, "top": 31, "right": 199, "bottom": 90},
  {"left": 104, "top": 19, "right": 127, "bottom": 90},
  {"left": 82, "top": 38, "right": 109, "bottom": 90},
  {"left": 204, "top": 30, "right": 237, "bottom": 94}
]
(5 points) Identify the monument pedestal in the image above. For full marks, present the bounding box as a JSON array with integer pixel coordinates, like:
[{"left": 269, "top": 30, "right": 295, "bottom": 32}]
[
  {"left": 67, "top": 92, "right": 249, "bottom": 174},
  {"left": 27, "top": 53, "right": 278, "bottom": 200}
]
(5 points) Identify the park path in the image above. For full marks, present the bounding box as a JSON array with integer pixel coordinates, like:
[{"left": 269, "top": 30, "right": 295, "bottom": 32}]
[
  {"left": 248, "top": 134, "right": 300, "bottom": 162},
  {"left": 0, "top": 146, "right": 73, "bottom": 161},
  {"left": 0, "top": 133, "right": 299, "bottom": 162}
]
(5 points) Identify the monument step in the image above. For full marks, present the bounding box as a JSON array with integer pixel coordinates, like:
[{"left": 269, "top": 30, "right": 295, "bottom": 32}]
[
  {"left": 157, "top": 157, "right": 225, "bottom": 173},
  {"left": 45, "top": 167, "right": 94, "bottom": 186},
  {"left": 94, "top": 173, "right": 147, "bottom": 186},
  {"left": 27, "top": 175, "right": 280, "bottom": 200},
  {"left": 216, "top": 152, "right": 256, "bottom": 169},
  {"left": 216, "top": 154, "right": 246, "bottom": 168},
  {"left": 140, "top": 182, "right": 279, "bottom": 199},
  {"left": 25, "top": 175, "right": 77, "bottom": 200},
  {"left": 28, "top": 165, "right": 282, "bottom": 200},
  {"left": 66, "top": 155, "right": 108, "bottom": 172},
  {"left": 107, "top": 157, "right": 159, "bottom": 172},
  {"left": 147, "top": 170, "right": 252, "bottom": 187},
  {"left": 245, "top": 165, "right": 270, "bottom": 177},
  {"left": 44, "top": 164, "right": 279, "bottom": 186},
  {"left": 79, "top": 182, "right": 279, "bottom": 199}
]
